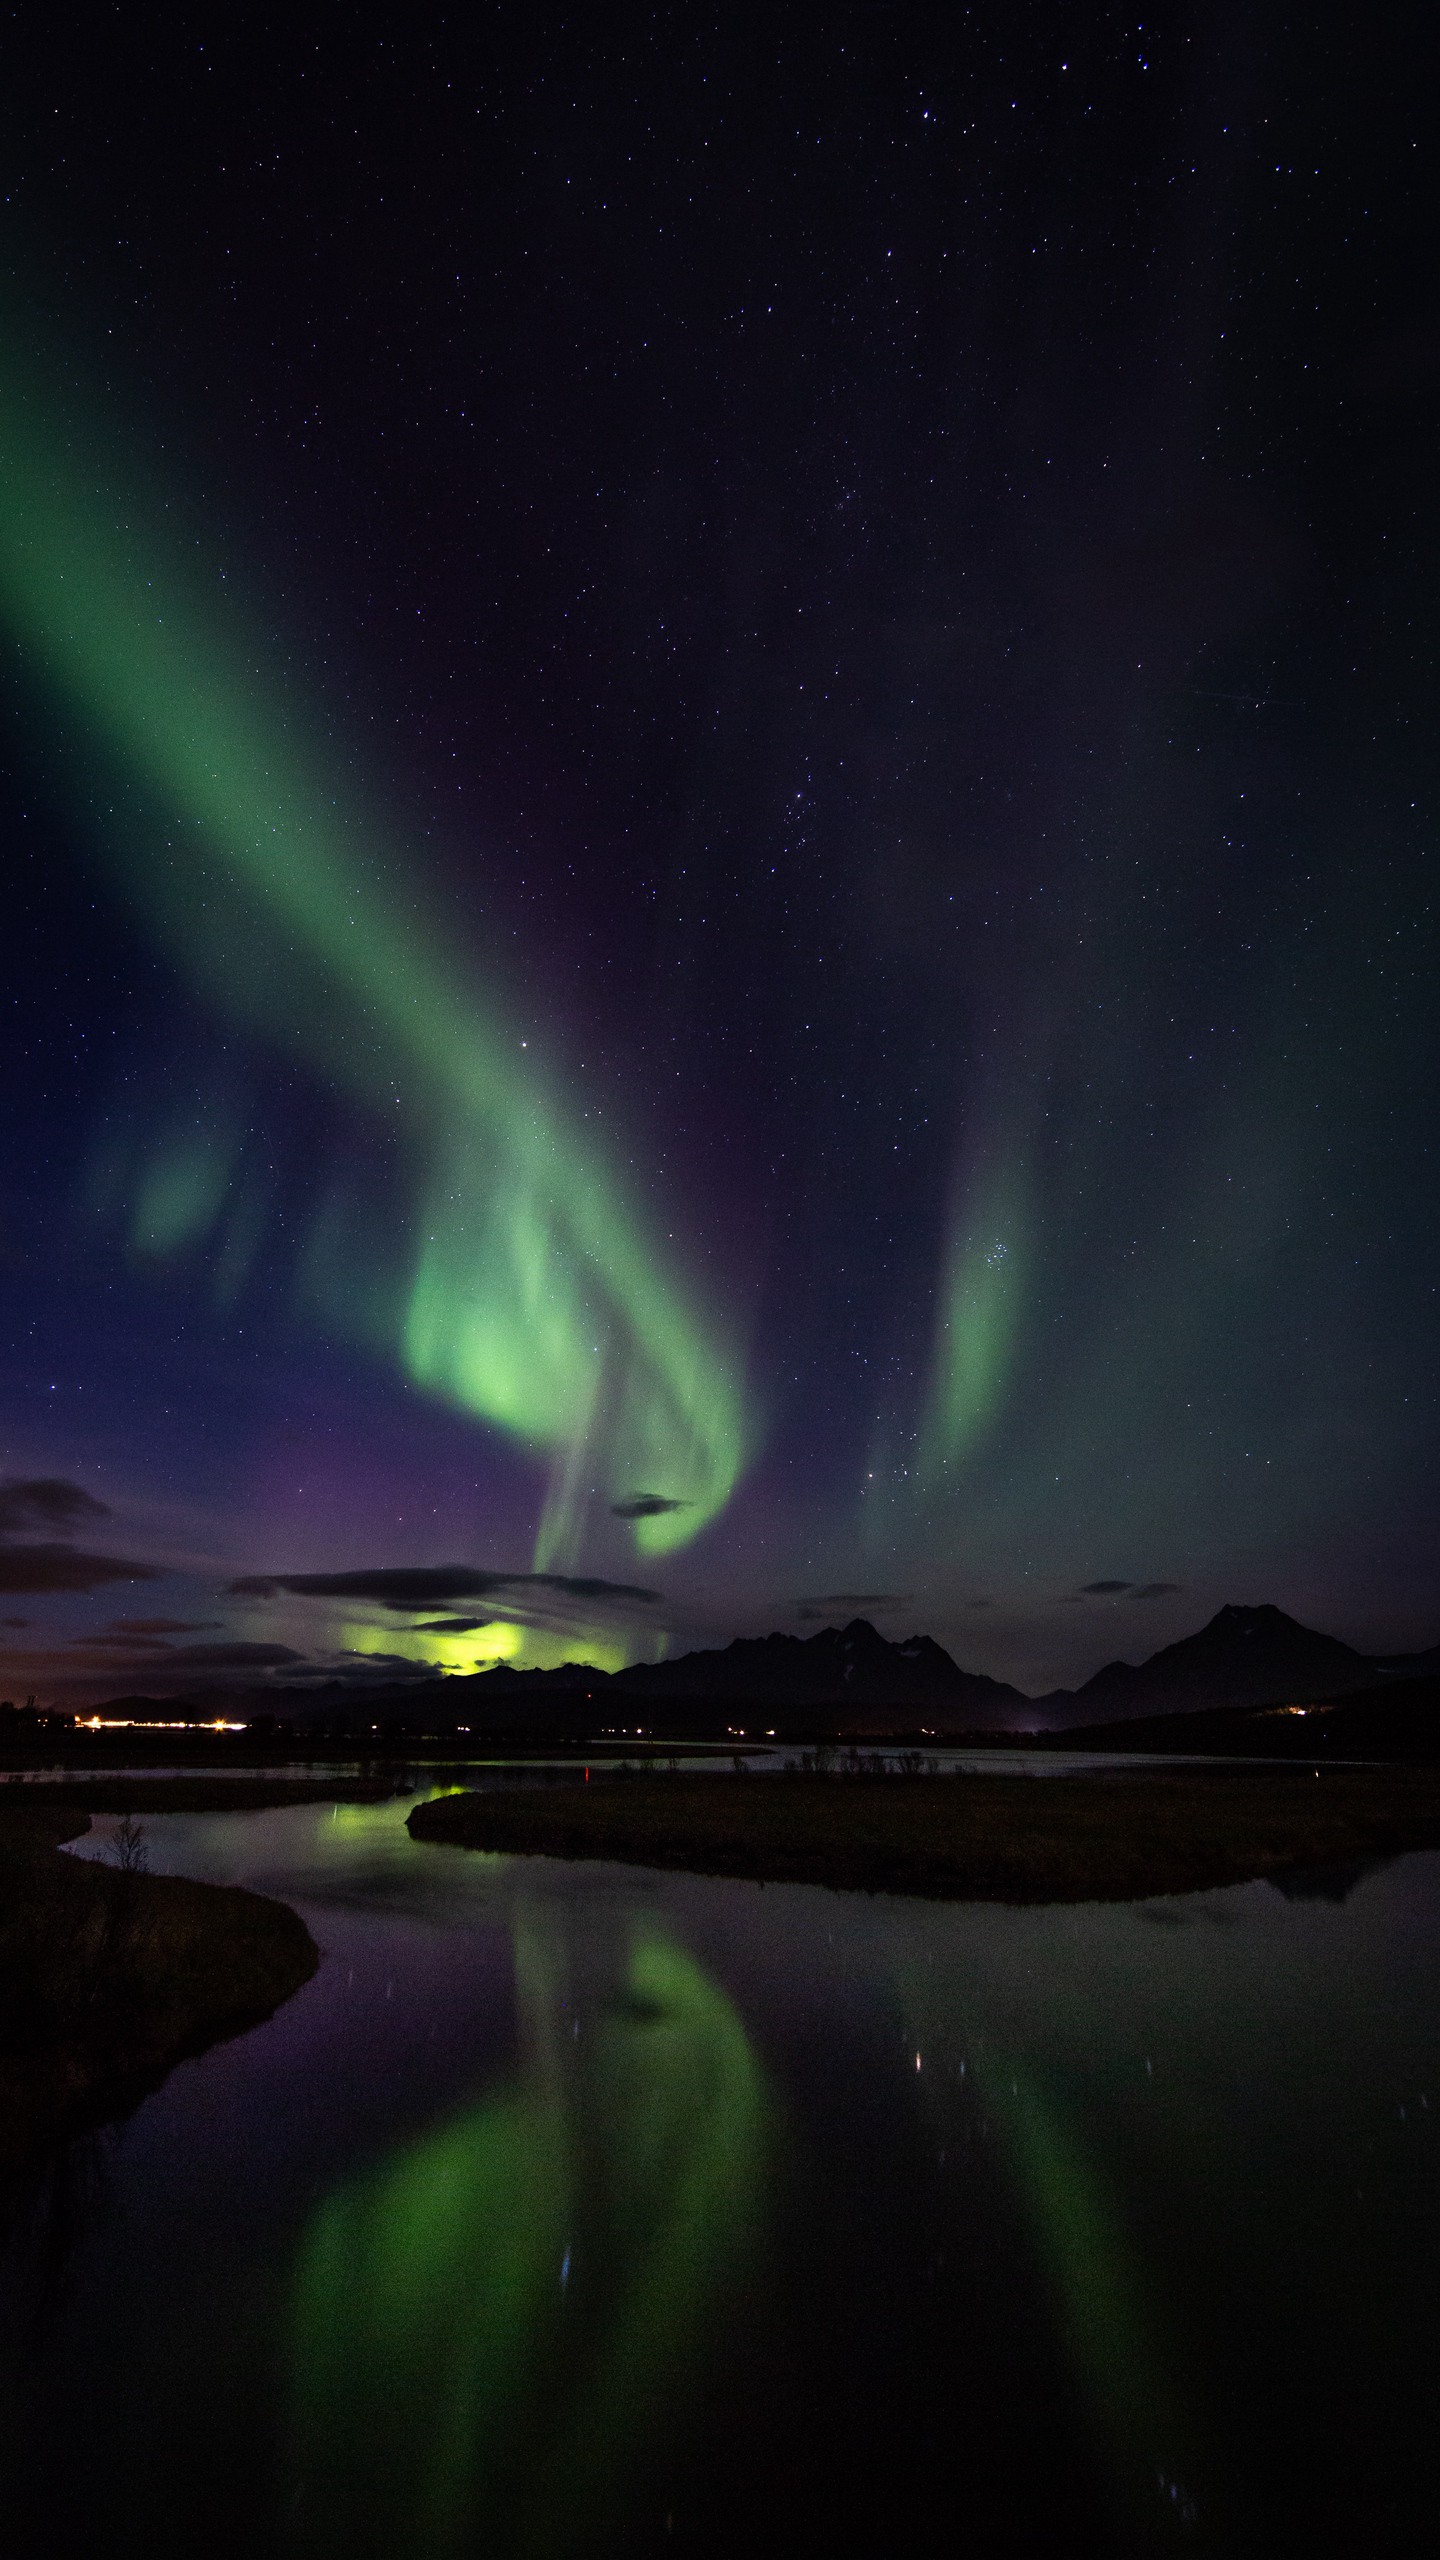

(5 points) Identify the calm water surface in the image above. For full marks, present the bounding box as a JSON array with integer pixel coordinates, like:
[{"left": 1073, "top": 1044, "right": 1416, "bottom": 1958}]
[{"left": 2, "top": 1795, "right": 1438, "bottom": 2557}]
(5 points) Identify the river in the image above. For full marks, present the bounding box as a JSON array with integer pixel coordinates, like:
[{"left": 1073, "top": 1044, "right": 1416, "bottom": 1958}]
[{"left": 2, "top": 1792, "right": 1438, "bottom": 2556}]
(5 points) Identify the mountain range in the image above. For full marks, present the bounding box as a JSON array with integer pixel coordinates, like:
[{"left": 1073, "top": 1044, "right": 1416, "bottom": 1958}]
[
  {"left": 611, "top": 1617, "right": 1025, "bottom": 1724},
  {"left": 417, "top": 1600, "right": 1439, "bottom": 1736},
  {"left": 82, "top": 1601, "right": 1440, "bottom": 1744}
]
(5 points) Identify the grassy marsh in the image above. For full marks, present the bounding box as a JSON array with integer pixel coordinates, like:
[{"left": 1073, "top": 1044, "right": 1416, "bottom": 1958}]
[
  {"left": 0, "top": 1800, "right": 318, "bottom": 2173},
  {"left": 409, "top": 1765, "right": 1440, "bottom": 1903}
]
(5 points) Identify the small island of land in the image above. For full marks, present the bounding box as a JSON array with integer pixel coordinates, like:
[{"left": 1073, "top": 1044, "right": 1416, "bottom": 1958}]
[
  {"left": 409, "top": 1765, "right": 1440, "bottom": 1905},
  {"left": 0, "top": 1790, "right": 324, "bottom": 2174}
]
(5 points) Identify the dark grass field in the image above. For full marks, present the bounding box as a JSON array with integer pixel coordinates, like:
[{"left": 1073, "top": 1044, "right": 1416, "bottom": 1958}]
[
  {"left": 409, "top": 1765, "right": 1440, "bottom": 1903},
  {"left": 0, "top": 1801, "right": 318, "bottom": 2173}
]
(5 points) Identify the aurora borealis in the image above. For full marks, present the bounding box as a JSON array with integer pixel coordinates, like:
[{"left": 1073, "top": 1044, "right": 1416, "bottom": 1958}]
[
  {"left": 0, "top": 365, "right": 747, "bottom": 1569},
  {"left": 0, "top": 7, "right": 1435, "bottom": 1699}
]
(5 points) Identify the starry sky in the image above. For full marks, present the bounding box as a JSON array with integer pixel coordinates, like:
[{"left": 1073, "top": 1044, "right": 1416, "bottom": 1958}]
[{"left": 0, "top": 4, "right": 1435, "bottom": 1705}]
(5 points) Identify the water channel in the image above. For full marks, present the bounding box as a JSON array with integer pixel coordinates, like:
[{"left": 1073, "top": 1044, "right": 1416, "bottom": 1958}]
[{"left": 2, "top": 1790, "right": 1438, "bottom": 2555}]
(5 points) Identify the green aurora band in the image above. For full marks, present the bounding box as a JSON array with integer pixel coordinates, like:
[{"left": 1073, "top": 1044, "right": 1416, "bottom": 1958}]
[
  {"left": 918, "top": 1155, "right": 1027, "bottom": 1482},
  {"left": 0, "top": 369, "right": 748, "bottom": 1562}
]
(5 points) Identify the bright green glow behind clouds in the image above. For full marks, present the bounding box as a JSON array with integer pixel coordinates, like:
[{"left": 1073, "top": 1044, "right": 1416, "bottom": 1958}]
[
  {"left": 288, "top": 1912, "right": 769, "bottom": 2557},
  {"left": 342, "top": 1614, "right": 633, "bottom": 1677},
  {"left": 0, "top": 372, "right": 748, "bottom": 1560}
]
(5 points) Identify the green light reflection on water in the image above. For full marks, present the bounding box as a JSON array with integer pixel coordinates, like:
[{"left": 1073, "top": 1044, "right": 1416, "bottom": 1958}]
[
  {"left": 892, "top": 1936, "right": 1207, "bottom": 2544},
  {"left": 976, "top": 2059, "right": 1199, "bottom": 2537},
  {"left": 288, "top": 1908, "right": 768, "bottom": 2558}
]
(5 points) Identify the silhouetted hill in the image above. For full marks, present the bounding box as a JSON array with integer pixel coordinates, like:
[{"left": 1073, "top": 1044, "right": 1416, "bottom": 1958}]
[
  {"left": 1368, "top": 1642, "right": 1440, "bottom": 1679},
  {"left": 1035, "top": 1604, "right": 1383, "bottom": 1726},
  {"left": 1049, "top": 1677, "right": 1440, "bottom": 1762}
]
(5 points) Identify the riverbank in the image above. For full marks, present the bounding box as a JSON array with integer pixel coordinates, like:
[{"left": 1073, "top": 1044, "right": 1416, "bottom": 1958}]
[
  {"left": 0, "top": 1799, "right": 319, "bottom": 2174},
  {"left": 409, "top": 1765, "right": 1440, "bottom": 1902},
  {"left": 0, "top": 1776, "right": 397, "bottom": 1813}
]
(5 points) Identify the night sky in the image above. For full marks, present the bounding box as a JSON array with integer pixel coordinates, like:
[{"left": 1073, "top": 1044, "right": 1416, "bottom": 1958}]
[{"left": 1, "top": 5, "right": 1435, "bottom": 1705}]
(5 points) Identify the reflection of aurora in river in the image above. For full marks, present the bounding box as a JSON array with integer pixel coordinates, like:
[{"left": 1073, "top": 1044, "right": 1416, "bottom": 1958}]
[
  {"left": 890, "top": 1946, "right": 1211, "bottom": 2547},
  {"left": 974, "top": 2061, "right": 1201, "bottom": 2541},
  {"left": 0, "top": 365, "right": 748, "bottom": 1574},
  {"left": 287, "top": 1904, "right": 769, "bottom": 2558}
]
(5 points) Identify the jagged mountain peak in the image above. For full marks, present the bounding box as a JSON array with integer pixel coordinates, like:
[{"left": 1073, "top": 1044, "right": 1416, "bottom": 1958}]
[
  {"left": 1045, "top": 1600, "right": 1377, "bottom": 1725},
  {"left": 611, "top": 1614, "right": 1023, "bottom": 1718}
]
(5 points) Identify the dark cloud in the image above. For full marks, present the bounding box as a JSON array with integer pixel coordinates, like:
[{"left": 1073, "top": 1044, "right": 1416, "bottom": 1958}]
[
  {"left": 796, "top": 1592, "right": 913, "bottom": 1621},
  {"left": 0, "top": 1479, "right": 157, "bottom": 1596},
  {"left": 965, "top": 1598, "right": 993, "bottom": 1610},
  {"left": 521, "top": 1575, "right": 660, "bottom": 1604},
  {"left": 413, "top": 1617, "right": 492, "bottom": 1634},
  {"left": 1, "top": 1615, "right": 27, "bottom": 1628},
  {"left": 608, "top": 1493, "right": 692, "bottom": 1520},
  {"left": 1071, "top": 1575, "right": 1180, "bottom": 1603},
  {"left": 71, "top": 1617, "right": 221, "bottom": 1652},
  {"left": 228, "top": 1566, "right": 660, "bottom": 1610},
  {"left": 165, "top": 1641, "right": 305, "bottom": 1670},
  {"left": 72, "top": 1630, "right": 175, "bottom": 1651},
  {"left": 332, "top": 1651, "right": 447, "bottom": 1678},
  {"left": 796, "top": 1592, "right": 912, "bottom": 1610},
  {"left": 0, "top": 1545, "right": 162, "bottom": 1595},
  {"left": 103, "top": 1616, "right": 219, "bottom": 1637},
  {"left": 0, "top": 1477, "right": 110, "bottom": 1539}
]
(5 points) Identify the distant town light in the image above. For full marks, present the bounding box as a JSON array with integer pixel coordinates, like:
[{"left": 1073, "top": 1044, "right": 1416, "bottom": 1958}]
[{"left": 74, "top": 1715, "right": 247, "bottom": 1732}]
